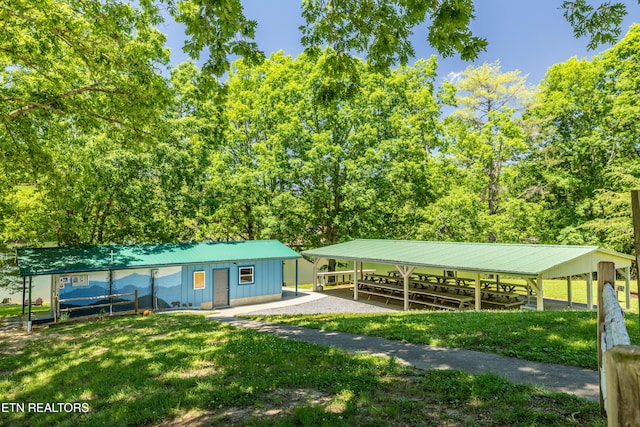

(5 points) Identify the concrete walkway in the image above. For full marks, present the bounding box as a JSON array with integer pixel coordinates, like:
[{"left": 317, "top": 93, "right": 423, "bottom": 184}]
[{"left": 207, "top": 287, "right": 600, "bottom": 402}]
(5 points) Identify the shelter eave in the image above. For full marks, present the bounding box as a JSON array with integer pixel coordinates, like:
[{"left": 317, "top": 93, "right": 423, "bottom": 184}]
[
  {"left": 300, "top": 251, "right": 541, "bottom": 278},
  {"left": 19, "top": 254, "right": 301, "bottom": 277}
]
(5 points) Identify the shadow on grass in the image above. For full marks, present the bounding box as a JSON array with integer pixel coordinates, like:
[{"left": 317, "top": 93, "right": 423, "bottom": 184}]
[
  {"left": 0, "top": 314, "right": 404, "bottom": 426},
  {"left": 244, "top": 309, "right": 640, "bottom": 370}
]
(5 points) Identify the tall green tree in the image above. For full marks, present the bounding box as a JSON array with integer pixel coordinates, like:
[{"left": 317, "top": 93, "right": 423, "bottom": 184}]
[
  {"left": 1, "top": 61, "right": 225, "bottom": 246},
  {"left": 443, "top": 62, "right": 534, "bottom": 226},
  {"left": 0, "top": 0, "right": 171, "bottom": 156},
  {"left": 524, "top": 24, "right": 640, "bottom": 252},
  {"left": 214, "top": 51, "right": 445, "bottom": 250}
]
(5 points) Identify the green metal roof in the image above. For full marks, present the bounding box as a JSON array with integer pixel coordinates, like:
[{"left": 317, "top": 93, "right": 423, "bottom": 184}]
[
  {"left": 301, "top": 239, "right": 634, "bottom": 277},
  {"left": 18, "top": 240, "right": 300, "bottom": 276}
]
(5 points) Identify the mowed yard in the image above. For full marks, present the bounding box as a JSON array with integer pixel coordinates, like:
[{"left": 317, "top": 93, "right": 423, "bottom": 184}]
[{"left": 0, "top": 279, "right": 637, "bottom": 427}]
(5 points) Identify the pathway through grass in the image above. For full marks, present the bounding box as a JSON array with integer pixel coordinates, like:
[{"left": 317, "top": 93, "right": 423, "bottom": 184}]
[{"left": 0, "top": 313, "right": 606, "bottom": 426}]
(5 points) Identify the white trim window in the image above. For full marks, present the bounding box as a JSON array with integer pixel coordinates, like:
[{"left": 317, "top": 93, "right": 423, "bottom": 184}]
[
  {"left": 194, "top": 271, "right": 205, "bottom": 289},
  {"left": 239, "top": 266, "right": 254, "bottom": 284}
]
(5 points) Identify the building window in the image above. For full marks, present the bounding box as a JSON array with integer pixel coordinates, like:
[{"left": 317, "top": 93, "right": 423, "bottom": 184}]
[
  {"left": 239, "top": 266, "right": 254, "bottom": 284},
  {"left": 194, "top": 271, "right": 205, "bottom": 289}
]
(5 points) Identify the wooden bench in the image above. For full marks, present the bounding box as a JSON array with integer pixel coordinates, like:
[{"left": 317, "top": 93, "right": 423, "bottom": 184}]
[
  {"left": 480, "top": 288, "right": 521, "bottom": 301},
  {"left": 357, "top": 280, "right": 405, "bottom": 304},
  {"left": 410, "top": 288, "right": 474, "bottom": 309},
  {"left": 359, "top": 289, "right": 406, "bottom": 304},
  {"left": 481, "top": 298, "right": 526, "bottom": 309},
  {"left": 409, "top": 298, "right": 458, "bottom": 311}
]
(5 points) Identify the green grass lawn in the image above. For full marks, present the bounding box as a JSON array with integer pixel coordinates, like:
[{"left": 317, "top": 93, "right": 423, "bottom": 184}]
[
  {"left": 0, "top": 313, "right": 605, "bottom": 426},
  {"left": 0, "top": 304, "right": 50, "bottom": 317},
  {"left": 249, "top": 309, "right": 640, "bottom": 371},
  {"left": 274, "top": 278, "right": 639, "bottom": 371}
]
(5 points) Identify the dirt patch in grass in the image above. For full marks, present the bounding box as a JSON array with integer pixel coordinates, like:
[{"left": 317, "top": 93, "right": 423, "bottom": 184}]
[
  {"left": 0, "top": 320, "right": 36, "bottom": 355},
  {"left": 159, "top": 388, "right": 333, "bottom": 426}
]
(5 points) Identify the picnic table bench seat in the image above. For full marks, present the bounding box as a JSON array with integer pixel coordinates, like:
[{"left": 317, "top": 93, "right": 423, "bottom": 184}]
[
  {"left": 409, "top": 288, "right": 473, "bottom": 309},
  {"left": 481, "top": 298, "right": 527, "bottom": 308}
]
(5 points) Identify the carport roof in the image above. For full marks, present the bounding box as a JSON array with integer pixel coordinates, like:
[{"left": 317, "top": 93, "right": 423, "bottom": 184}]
[
  {"left": 301, "top": 239, "right": 634, "bottom": 278},
  {"left": 18, "top": 240, "right": 300, "bottom": 276}
]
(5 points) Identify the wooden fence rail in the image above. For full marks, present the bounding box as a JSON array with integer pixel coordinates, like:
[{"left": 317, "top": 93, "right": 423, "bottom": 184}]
[
  {"left": 597, "top": 262, "right": 640, "bottom": 427},
  {"left": 54, "top": 290, "right": 138, "bottom": 322}
]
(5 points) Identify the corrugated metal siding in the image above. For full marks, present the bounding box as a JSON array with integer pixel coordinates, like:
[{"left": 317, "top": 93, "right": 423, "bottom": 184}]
[
  {"left": 232, "top": 260, "right": 282, "bottom": 300},
  {"left": 178, "top": 260, "right": 283, "bottom": 307},
  {"left": 181, "top": 264, "right": 213, "bottom": 307}
]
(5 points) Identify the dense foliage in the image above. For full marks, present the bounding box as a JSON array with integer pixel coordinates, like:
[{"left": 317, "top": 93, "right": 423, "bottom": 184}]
[{"left": 2, "top": 0, "right": 640, "bottom": 256}]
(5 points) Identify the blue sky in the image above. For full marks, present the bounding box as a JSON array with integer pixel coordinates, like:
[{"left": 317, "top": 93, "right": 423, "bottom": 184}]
[{"left": 159, "top": 1, "right": 640, "bottom": 86}]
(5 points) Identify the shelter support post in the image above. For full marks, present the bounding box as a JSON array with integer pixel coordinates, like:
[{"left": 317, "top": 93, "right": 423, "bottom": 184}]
[
  {"left": 475, "top": 273, "right": 481, "bottom": 311},
  {"left": 621, "top": 267, "right": 631, "bottom": 310},
  {"left": 586, "top": 272, "right": 594, "bottom": 310},
  {"left": 295, "top": 259, "right": 299, "bottom": 296},
  {"left": 525, "top": 277, "right": 543, "bottom": 311},
  {"left": 395, "top": 265, "right": 415, "bottom": 311},
  {"left": 567, "top": 276, "right": 573, "bottom": 308},
  {"left": 312, "top": 257, "right": 320, "bottom": 292},
  {"left": 21, "top": 276, "right": 26, "bottom": 315},
  {"left": 109, "top": 270, "right": 114, "bottom": 316},
  {"left": 27, "top": 276, "right": 32, "bottom": 332},
  {"left": 353, "top": 261, "right": 358, "bottom": 301},
  {"left": 150, "top": 269, "right": 156, "bottom": 311}
]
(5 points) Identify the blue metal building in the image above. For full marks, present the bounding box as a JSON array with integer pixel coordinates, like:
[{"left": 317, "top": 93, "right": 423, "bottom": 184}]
[{"left": 17, "top": 240, "right": 300, "bottom": 321}]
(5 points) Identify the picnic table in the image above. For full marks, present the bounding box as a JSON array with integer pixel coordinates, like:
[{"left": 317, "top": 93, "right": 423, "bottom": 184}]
[
  {"left": 364, "top": 273, "right": 402, "bottom": 284},
  {"left": 408, "top": 287, "right": 473, "bottom": 309},
  {"left": 357, "top": 279, "right": 407, "bottom": 305},
  {"left": 487, "top": 280, "right": 531, "bottom": 294},
  {"left": 358, "top": 278, "right": 473, "bottom": 310},
  {"left": 357, "top": 274, "right": 526, "bottom": 311},
  {"left": 412, "top": 272, "right": 453, "bottom": 284},
  {"left": 410, "top": 278, "right": 525, "bottom": 308}
]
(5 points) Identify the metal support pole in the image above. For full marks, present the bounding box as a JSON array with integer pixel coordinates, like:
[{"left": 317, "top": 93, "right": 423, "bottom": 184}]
[
  {"left": 353, "top": 261, "right": 358, "bottom": 301},
  {"left": 27, "top": 276, "right": 32, "bottom": 332},
  {"left": 21, "top": 276, "right": 26, "bottom": 315},
  {"left": 587, "top": 272, "right": 593, "bottom": 310},
  {"left": 109, "top": 270, "right": 114, "bottom": 316},
  {"left": 537, "top": 274, "right": 544, "bottom": 311},
  {"left": 475, "top": 273, "right": 481, "bottom": 311},
  {"left": 313, "top": 257, "right": 322, "bottom": 292},
  {"left": 624, "top": 266, "right": 631, "bottom": 310}
]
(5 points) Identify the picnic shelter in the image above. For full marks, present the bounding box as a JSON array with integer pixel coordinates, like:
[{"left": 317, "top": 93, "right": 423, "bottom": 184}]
[{"left": 301, "top": 239, "right": 635, "bottom": 311}]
